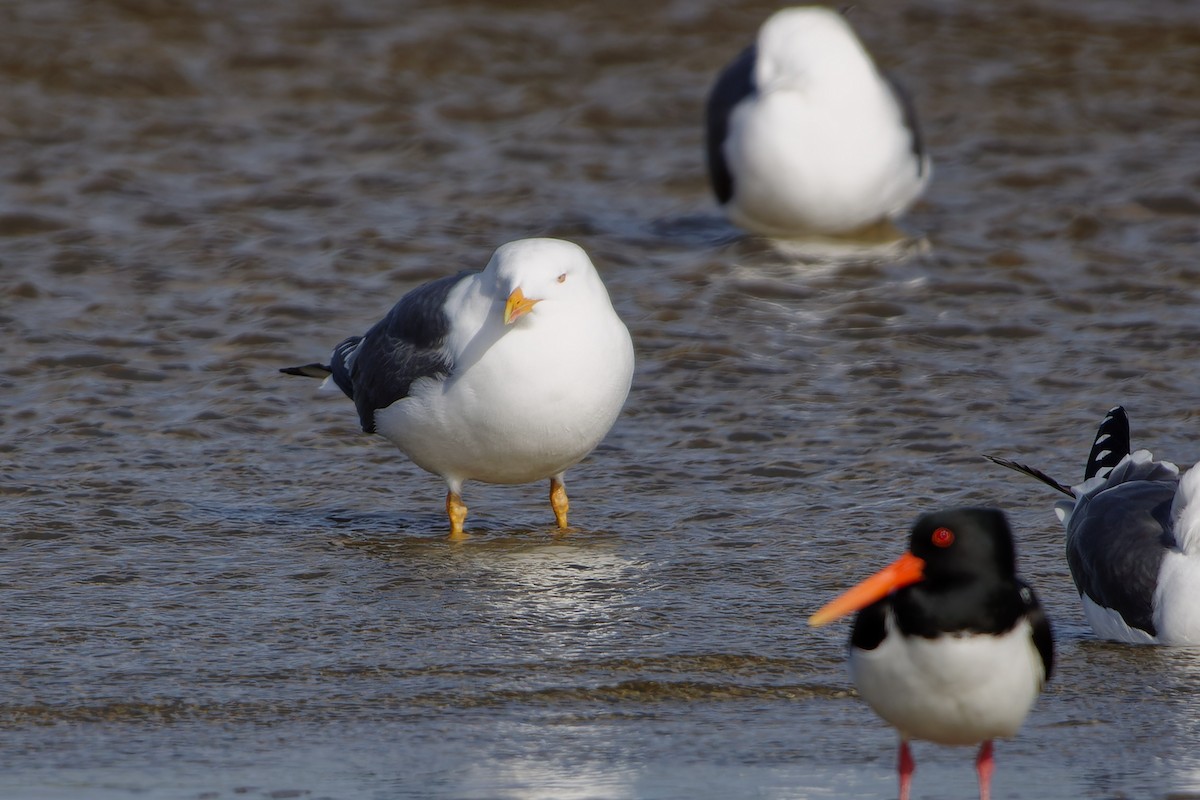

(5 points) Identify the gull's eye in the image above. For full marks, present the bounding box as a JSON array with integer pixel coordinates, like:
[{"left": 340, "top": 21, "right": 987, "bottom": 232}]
[{"left": 557, "top": 273, "right": 567, "bottom": 283}]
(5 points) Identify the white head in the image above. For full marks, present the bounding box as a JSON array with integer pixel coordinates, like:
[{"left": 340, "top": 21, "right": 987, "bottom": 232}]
[
  {"left": 754, "top": 7, "right": 878, "bottom": 95},
  {"left": 484, "top": 238, "right": 615, "bottom": 326}
]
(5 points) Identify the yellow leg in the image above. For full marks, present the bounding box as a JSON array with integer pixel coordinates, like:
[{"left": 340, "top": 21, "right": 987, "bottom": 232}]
[
  {"left": 446, "top": 491, "right": 468, "bottom": 540},
  {"left": 550, "top": 477, "right": 569, "bottom": 530}
]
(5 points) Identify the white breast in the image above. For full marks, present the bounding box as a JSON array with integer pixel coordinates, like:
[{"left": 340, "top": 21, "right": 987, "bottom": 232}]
[
  {"left": 375, "top": 302, "right": 634, "bottom": 488},
  {"left": 724, "top": 85, "right": 925, "bottom": 236},
  {"left": 850, "top": 612, "right": 1044, "bottom": 746},
  {"left": 1152, "top": 549, "right": 1200, "bottom": 645}
]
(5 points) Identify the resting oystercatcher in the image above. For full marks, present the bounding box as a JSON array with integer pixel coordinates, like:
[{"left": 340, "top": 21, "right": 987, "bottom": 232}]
[
  {"left": 810, "top": 507, "right": 1053, "bottom": 800},
  {"left": 281, "top": 238, "right": 635, "bottom": 539},
  {"left": 704, "top": 6, "right": 930, "bottom": 237},
  {"left": 987, "top": 406, "right": 1200, "bottom": 645}
]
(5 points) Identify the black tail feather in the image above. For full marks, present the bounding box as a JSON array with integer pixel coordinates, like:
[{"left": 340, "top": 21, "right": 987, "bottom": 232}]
[
  {"left": 983, "top": 454, "right": 1075, "bottom": 498},
  {"left": 280, "top": 363, "right": 332, "bottom": 379},
  {"left": 1084, "top": 406, "right": 1130, "bottom": 481}
]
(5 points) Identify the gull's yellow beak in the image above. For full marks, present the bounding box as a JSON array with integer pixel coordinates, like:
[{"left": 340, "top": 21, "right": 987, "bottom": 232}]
[{"left": 504, "top": 288, "right": 541, "bottom": 325}]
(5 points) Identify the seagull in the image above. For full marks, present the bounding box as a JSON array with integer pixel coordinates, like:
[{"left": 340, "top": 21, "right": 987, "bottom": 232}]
[
  {"left": 986, "top": 406, "right": 1200, "bottom": 645},
  {"left": 281, "top": 238, "right": 635, "bottom": 539},
  {"left": 810, "top": 508, "right": 1053, "bottom": 800},
  {"left": 704, "top": 6, "right": 930, "bottom": 237}
]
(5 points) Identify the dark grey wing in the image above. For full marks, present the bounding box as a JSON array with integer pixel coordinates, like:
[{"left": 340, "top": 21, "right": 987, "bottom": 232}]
[
  {"left": 1085, "top": 406, "right": 1131, "bottom": 481},
  {"left": 1018, "top": 581, "right": 1054, "bottom": 683},
  {"left": 882, "top": 72, "right": 928, "bottom": 178},
  {"left": 705, "top": 44, "right": 757, "bottom": 205},
  {"left": 1065, "top": 480, "right": 1174, "bottom": 637},
  {"left": 336, "top": 270, "right": 474, "bottom": 434}
]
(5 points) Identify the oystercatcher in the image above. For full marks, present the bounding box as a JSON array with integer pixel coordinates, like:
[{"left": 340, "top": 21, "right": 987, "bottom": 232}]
[{"left": 810, "top": 507, "right": 1053, "bottom": 800}]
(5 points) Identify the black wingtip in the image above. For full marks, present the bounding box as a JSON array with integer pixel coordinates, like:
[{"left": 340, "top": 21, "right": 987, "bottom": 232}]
[
  {"left": 983, "top": 453, "right": 1075, "bottom": 498},
  {"left": 1084, "top": 406, "right": 1130, "bottom": 481},
  {"left": 280, "top": 363, "right": 332, "bottom": 379},
  {"left": 705, "top": 44, "right": 756, "bottom": 206}
]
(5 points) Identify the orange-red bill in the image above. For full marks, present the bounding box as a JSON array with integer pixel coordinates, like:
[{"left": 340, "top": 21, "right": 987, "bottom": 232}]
[
  {"left": 808, "top": 551, "right": 926, "bottom": 627},
  {"left": 504, "top": 288, "right": 541, "bottom": 324}
]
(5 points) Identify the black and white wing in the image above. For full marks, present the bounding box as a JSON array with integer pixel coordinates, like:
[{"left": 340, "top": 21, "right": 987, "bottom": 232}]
[
  {"left": 704, "top": 44, "right": 757, "bottom": 206},
  {"left": 328, "top": 270, "right": 473, "bottom": 433},
  {"left": 1065, "top": 476, "right": 1174, "bottom": 638},
  {"left": 1084, "top": 406, "right": 1131, "bottom": 481},
  {"left": 882, "top": 71, "right": 929, "bottom": 180}
]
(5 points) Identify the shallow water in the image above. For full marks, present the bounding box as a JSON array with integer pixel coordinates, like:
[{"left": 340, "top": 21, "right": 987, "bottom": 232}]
[{"left": 4, "top": 0, "right": 1200, "bottom": 798}]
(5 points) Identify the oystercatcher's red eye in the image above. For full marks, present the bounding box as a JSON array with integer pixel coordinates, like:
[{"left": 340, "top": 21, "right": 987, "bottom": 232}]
[
  {"left": 557, "top": 273, "right": 567, "bottom": 283},
  {"left": 932, "top": 527, "right": 955, "bottom": 548}
]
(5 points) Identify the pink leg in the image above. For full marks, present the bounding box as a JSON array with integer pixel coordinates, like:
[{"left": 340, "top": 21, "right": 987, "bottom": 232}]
[
  {"left": 976, "top": 740, "right": 994, "bottom": 800},
  {"left": 898, "top": 740, "right": 914, "bottom": 800}
]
